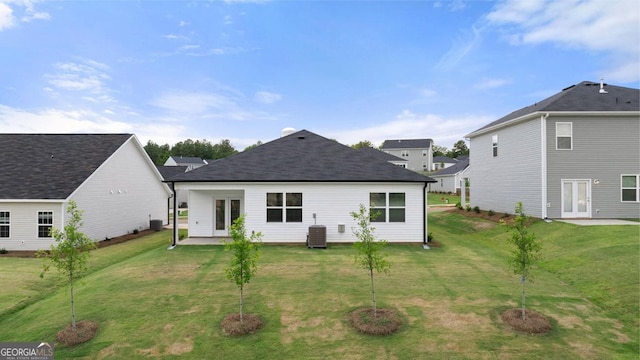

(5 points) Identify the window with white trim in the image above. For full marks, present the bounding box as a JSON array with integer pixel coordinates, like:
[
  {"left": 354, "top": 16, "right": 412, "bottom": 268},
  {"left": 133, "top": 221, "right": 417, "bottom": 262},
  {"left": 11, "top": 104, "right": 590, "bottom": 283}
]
[
  {"left": 369, "top": 192, "right": 405, "bottom": 222},
  {"left": 0, "top": 211, "right": 9, "bottom": 238},
  {"left": 266, "top": 192, "right": 302, "bottom": 222},
  {"left": 492, "top": 135, "right": 498, "bottom": 157},
  {"left": 38, "top": 211, "right": 53, "bottom": 238},
  {"left": 556, "top": 122, "right": 573, "bottom": 150},
  {"left": 422, "top": 161, "right": 427, "bottom": 169},
  {"left": 422, "top": 150, "right": 428, "bottom": 157},
  {"left": 621, "top": 175, "right": 639, "bottom": 202},
  {"left": 401, "top": 150, "right": 409, "bottom": 157}
]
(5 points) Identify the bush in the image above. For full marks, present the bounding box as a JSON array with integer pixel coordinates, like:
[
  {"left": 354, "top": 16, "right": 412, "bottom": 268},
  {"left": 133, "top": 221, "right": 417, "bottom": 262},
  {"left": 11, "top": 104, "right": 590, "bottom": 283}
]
[
  {"left": 473, "top": 206, "right": 480, "bottom": 213},
  {"left": 133, "top": 229, "right": 139, "bottom": 234},
  {"left": 488, "top": 209, "right": 495, "bottom": 216},
  {"left": 0, "top": 248, "right": 7, "bottom": 254},
  {"left": 465, "top": 205, "right": 472, "bottom": 212},
  {"left": 455, "top": 202, "right": 462, "bottom": 209},
  {"left": 427, "top": 232, "right": 434, "bottom": 243}
]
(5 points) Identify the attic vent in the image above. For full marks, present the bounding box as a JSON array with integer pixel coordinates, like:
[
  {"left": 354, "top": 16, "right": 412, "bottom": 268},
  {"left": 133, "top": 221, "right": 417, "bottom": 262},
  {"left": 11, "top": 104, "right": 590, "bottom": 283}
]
[{"left": 297, "top": 135, "right": 305, "bottom": 139}]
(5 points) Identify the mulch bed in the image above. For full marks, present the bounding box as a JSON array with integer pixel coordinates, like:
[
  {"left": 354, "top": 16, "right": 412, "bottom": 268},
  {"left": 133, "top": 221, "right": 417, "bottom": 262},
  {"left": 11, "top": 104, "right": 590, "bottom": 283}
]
[
  {"left": 0, "top": 229, "right": 156, "bottom": 258},
  {"left": 221, "top": 313, "right": 263, "bottom": 336},
  {"left": 501, "top": 308, "right": 552, "bottom": 334},
  {"left": 350, "top": 308, "right": 401, "bottom": 335},
  {"left": 56, "top": 320, "right": 99, "bottom": 347}
]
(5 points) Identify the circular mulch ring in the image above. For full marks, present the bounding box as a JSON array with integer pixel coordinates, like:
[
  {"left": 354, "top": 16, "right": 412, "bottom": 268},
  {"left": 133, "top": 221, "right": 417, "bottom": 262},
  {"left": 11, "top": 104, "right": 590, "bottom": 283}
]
[
  {"left": 501, "top": 308, "right": 552, "bottom": 334},
  {"left": 221, "top": 313, "right": 262, "bottom": 336},
  {"left": 56, "top": 320, "right": 98, "bottom": 347},
  {"left": 350, "top": 308, "right": 401, "bottom": 335}
]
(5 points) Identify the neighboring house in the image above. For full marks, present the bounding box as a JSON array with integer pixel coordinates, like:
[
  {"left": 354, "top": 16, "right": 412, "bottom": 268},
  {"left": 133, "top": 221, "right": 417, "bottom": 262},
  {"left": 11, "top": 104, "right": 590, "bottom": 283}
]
[
  {"left": 166, "top": 130, "right": 436, "bottom": 246},
  {"left": 432, "top": 156, "right": 458, "bottom": 171},
  {"left": 157, "top": 165, "right": 189, "bottom": 208},
  {"left": 429, "top": 159, "right": 470, "bottom": 194},
  {"left": 164, "top": 156, "right": 206, "bottom": 171},
  {"left": 0, "top": 134, "right": 172, "bottom": 251},
  {"left": 465, "top": 80, "right": 640, "bottom": 219},
  {"left": 357, "top": 146, "right": 408, "bottom": 168},
  {"left": 381, "top": 138, "right": 433, "bottom": 172}
]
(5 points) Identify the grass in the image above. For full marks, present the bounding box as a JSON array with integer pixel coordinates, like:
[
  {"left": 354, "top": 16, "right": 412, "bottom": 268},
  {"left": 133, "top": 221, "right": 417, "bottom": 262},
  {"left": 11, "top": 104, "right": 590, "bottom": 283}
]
[
  {"left": 428, "top": 192, "right": 463, "bottom": 206},
  {"left": 0, "top": 212, "right": 637, "bottom": 359}
]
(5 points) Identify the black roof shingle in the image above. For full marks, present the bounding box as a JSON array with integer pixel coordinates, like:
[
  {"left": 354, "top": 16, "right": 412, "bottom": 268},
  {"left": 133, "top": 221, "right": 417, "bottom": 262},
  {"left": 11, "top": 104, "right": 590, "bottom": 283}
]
[
  {"left": 0, "top": 134, "right": 132, "bottom": 199},
  {"left": 168, "top": 130, "right": 435, "bottom": 183},
  {"left": 381, "top": 138, "right": 432, "bottom": 149}
]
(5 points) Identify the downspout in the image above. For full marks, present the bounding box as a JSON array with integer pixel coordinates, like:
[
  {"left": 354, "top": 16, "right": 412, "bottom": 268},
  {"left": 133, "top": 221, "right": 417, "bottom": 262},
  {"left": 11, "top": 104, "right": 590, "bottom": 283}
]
[
  {"left": 168, "top": 182, "right": 178, "bottom": 250},
  {"left": 541, "top": 113, "right": 549, "bottom": 219},
  {"left": 423, "top": 182, "right": 429, "bottom": 249}
]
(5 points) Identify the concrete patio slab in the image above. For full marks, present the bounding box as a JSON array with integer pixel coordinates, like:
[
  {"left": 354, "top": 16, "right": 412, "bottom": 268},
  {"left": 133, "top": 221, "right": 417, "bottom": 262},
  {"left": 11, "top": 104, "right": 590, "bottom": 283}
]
[{"left": 555, "top": 219, "right": 640, "bottom": 226}]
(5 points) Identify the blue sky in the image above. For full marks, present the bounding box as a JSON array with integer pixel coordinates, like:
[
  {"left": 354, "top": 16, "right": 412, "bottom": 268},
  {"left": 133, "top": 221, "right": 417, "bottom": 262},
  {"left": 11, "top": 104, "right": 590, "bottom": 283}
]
[{"left": 1, "top": 0, "right": 638, "bottom": 150}]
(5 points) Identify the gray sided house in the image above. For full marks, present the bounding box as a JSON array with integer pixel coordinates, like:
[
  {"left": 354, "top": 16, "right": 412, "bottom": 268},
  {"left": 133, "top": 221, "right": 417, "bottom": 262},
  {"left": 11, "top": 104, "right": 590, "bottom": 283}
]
[
  {"left": 429, "top": 159, "right": 469, "bottom": 194},
  {"left": 164, "top": 156, "right": 206, "bottom": 171},
  {"left": 166, "top": 130, "right": 436, "bottom": 247},
  {"left": 0, "top": 134, "right": 171, "bottom": 250},
  {"left": 381, "top": 138, "right": 433, "bottom": 172},
  {"left": 466, "top": 81, "right": 640, "bottom": 219}
]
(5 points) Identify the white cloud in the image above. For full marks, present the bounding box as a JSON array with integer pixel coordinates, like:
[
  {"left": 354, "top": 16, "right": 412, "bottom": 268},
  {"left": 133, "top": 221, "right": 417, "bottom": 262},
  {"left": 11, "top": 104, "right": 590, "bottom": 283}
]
[
  {"left": 486, "top": 0, "right": 640, "bottom": 82},
  {"left": 474, "top": 78, "right": 510, "bottom": 90},
  {"left": 435, "top": 25, "right": 482, "bottom": 71},
  {"left": 45, "top": 60, "right": 115, "bottom": 103},
  {"left": 325, "top": 110, "right": 494, "bottom": 149},
  {"left": 0, "top": 3, "right": 15, "bottom": 30},
  {"left": 254, "top": 91, "right": 282, "bottom": 104}
]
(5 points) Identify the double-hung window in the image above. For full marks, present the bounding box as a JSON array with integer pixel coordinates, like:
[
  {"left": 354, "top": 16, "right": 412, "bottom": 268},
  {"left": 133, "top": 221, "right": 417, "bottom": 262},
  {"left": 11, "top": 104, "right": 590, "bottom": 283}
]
[
  {"left": 0, "top": 211, "right": 9, "bottom": 238},
  {"left": 401, "top": 150, "right": 409, "bottom": 157},
  {"left": 266, "top": 193, "right": 303, "bottom": 222},
  {"left": 556, "top": 122, "right": 573, "bottom": 150},
  {"left": 621, "top": 175, "right": 640, "bottom": 202},
  {"left": 38, "top": 211, "right": 53, "bottom": 238},
  {"left": 369, "top": 192, "right": 406, "bottom": 222},
  {"left": 492, "top": 135, "right": 498, "bottom": 157}
]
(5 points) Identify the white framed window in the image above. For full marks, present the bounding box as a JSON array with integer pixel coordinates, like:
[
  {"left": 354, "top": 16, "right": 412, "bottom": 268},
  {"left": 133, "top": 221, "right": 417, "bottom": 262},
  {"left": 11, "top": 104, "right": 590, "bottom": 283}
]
[
  {"left": 422, "top": 161, "right": 427, "bottom": 169},
  {"left": 401, "top": 150, "right": 409, "bottom": 157},
  {"left": 38, "top": 211, "right": 53, "bottom": 238},
  {"left": 492, "top": 134, "right": 498, "bottom": 157},
  {"left": 0, "top": 211, "right": 9, "bottom": 238},
  {"left": 422, "top": 150, "right": 428, "bottom": 157},
  {"left": 556, "top": 122, "right": 573, "bottom": 150},
  {"left": 266, "top": 192, "right": 302, "bottom": 222},
  {"left": 621, "top": 175, "right": 640, "bottom": 202},
  {"left": 369, "top": 192, "right": 405, "bottom": 223}
]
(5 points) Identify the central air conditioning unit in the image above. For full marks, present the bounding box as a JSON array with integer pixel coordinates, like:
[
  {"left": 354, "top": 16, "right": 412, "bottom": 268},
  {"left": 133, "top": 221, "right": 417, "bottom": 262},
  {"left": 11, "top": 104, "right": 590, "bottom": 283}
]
[{"left": 307, "top": 225, "right": 326, "bottom": 249}]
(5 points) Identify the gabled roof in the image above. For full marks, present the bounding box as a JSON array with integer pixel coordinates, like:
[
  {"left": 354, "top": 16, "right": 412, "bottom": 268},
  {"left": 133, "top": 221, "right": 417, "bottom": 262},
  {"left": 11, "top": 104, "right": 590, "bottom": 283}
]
[
  {"left": 381, "top": 138, "right": 432, "bottom": 149},
  {"left": 167, "top": 156, "right": 205, "bottom": 165},
  {"left": 0, "top": 134, "right": 133, "bottom": 199},
  {"left": 433, "top": 156, "right": 458, "bottom": 164},
  {"left": 156, "top": 165, "right": 188, "bottom": 180},
  {"left": 168, "top": 130, "right": 435, "bottom": 183},
  {"left": 430, "top": 159, "right": 469, "bottom": 177},
  {"left": 357, "top": 147, "right": 406, "bottom": 163},
  {"left": 467, "top": 81, "right": 640, "bottom": 137}
]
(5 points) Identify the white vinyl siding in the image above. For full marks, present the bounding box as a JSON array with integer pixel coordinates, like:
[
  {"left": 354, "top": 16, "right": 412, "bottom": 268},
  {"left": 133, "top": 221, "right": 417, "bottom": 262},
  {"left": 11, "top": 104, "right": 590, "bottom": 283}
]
[
  {"left": 180, "top": 182, "right": 426, "bottom": 243},
  {"left": 0, "top": 203, "right": 63, "bottom": 250}
]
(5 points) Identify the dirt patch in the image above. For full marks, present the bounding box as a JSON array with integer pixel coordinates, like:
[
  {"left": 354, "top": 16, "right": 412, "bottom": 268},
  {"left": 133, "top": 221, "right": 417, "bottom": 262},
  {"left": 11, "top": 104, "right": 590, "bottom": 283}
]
[
  {"left": 501, "top": 308, "right": 552, "bottom": 334},
  {"left": 56, "top": 320, "right": 98, "bottom": 347},
  {"left": 349, "top": 308, "right": 401, "bottom": 336},
  {"left": 556, "top": 315, "right": 589, "bottom": 330},
  {"left": 0, "top": 229, "right": 157, "bottom": 258},
  {"left": 609, "top": 329, "right": 630, "bottom": 343},
  {"left": 167, "top": 339, "right": 193, "bottom": 355},
  {"left": 221, "top": 313, "right": 262, "bottom": 336}
]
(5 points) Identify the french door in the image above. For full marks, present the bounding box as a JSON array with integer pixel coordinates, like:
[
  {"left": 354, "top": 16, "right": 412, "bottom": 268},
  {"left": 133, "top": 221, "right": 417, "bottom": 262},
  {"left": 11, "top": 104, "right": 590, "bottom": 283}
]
[
  {"left": 214, "top": 198, "right": 241, "bottom": 236},
  {"left": 561, "top": 180, "right": 591, "bottom": 218}
]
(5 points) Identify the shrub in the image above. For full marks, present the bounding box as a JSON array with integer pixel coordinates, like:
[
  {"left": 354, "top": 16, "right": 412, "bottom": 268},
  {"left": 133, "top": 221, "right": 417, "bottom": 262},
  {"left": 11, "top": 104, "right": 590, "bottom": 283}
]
[
  {"left": 133, "top": 229, "right": 139, "bottom": 234},
  {"left": 427, "top": 232, "right": 434, "bottom": 243},
  {"left": 455, "top": 202, "right": 462, "bottom": 209},
  {"left": 473, "top": 206, "right": 480, "bottom": 213},
  {"left": 0, "top": 248, "right": 7, "bottom": 254},
  {"left": 488, "top": 209, "right": 495, "bottom": 216},
  {"left": 465, "top": 205, "right": 472, "bottom": 212}
]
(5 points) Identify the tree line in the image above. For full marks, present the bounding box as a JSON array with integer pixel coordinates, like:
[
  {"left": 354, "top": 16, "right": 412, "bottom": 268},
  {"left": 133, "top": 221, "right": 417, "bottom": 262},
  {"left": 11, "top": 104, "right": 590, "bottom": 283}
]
[{"left": 351, "top": 139, "right": 469, "bottom": 158}]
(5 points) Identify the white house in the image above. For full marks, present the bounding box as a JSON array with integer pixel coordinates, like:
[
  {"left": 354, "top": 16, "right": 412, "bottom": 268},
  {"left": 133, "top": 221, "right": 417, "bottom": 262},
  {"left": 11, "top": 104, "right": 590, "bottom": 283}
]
[
  {"left": 465, "top": 80, "right": 640, "bottom": 219},
  {"left": 166, "top": 130, "right": 436, "bottom": 246},
  {"left": 0, "top": 134, "right": 172, "bottom": 250}
]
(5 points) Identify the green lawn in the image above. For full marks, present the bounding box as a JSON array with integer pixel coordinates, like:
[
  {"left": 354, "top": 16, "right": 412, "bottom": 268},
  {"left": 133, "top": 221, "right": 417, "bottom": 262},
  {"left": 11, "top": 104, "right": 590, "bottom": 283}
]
[
  {"left": 428, "top": 192, "right": 463, "bottom": 206},
  {"left": 0, "top": 212, "right": 637, "bottom": 359}
]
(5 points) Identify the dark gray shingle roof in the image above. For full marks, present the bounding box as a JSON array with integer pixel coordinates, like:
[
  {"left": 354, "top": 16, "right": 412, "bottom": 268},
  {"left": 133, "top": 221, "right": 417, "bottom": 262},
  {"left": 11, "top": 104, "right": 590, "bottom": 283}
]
[
  {"left": 469, "top": 81, "right": 640, "bottom": 135},
  {"left": 433, "top": 156, "right": 457, "bottom": 164},
  {"left": 357, "top": 147, "right": 406, "bottom": 162},
  {"left": 169, "top": 130, "right": 435, "bottom": 183},
  {"left": 0, "top": 134, "right": 132, "bottom": 199},
  {"left": 167, "top": 156, "right": 205, "bottom": 165},
  {"left": 381, "top": 138, "right": 432, "bottom": 149},
  {"left": 431, "top": 159, "right": 469, "bottom": 177},
  {"left": 156, "top": 165, "right": 188, "bottom": 180}
]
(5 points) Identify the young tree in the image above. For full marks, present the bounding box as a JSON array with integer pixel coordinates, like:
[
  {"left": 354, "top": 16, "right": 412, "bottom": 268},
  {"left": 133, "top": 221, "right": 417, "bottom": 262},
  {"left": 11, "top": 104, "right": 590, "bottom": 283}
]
[
  {"left": 351, "top": 140, "right": 376, "bottom": 150},
  {"left": 432, "top": 144, "right": 448, "bottom": 157},
  {"left": 224, "top": 216, "right": 262, "bottom": 322},
  {"left": 37, "top": 201, "right": 96, "bottom": 332},
  {"left": 502, "top": 202, "right": 542, "bottom": 320},
  {"left": 350, "top": 204, "right": 390, "bottom": 317}
]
